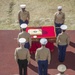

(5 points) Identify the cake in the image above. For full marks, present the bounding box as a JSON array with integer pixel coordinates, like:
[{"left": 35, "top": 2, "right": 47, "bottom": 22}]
[{"left": 28, "top": 29, "right": 42, "bottom": 35}]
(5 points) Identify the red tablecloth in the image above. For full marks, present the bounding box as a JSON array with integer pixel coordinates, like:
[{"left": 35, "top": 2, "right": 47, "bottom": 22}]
[{"left": 26, "top": 26, "right": 56, "bottom": 53}]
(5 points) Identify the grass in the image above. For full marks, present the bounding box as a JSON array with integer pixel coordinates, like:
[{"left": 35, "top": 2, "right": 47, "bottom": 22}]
[{"left": 0, "top": 0, "right": 75, "bottom": 30}]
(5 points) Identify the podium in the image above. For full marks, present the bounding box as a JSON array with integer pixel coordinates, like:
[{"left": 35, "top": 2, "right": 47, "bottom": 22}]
[{"left": 26, "top": 26, "right": 56, "bottom": 53}]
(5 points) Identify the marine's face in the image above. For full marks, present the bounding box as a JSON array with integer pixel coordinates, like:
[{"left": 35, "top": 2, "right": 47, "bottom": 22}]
[
  {"left": 22, "top": 8, "right": 25, "bottom": 11},
  {"left": 58, "top": 9, "right": 62, "bottom": 11}
]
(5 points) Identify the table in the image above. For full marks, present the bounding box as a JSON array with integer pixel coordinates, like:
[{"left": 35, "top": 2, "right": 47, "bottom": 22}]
[{"left": 26, "top": 26, "right": 56, "bottom": 53}]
